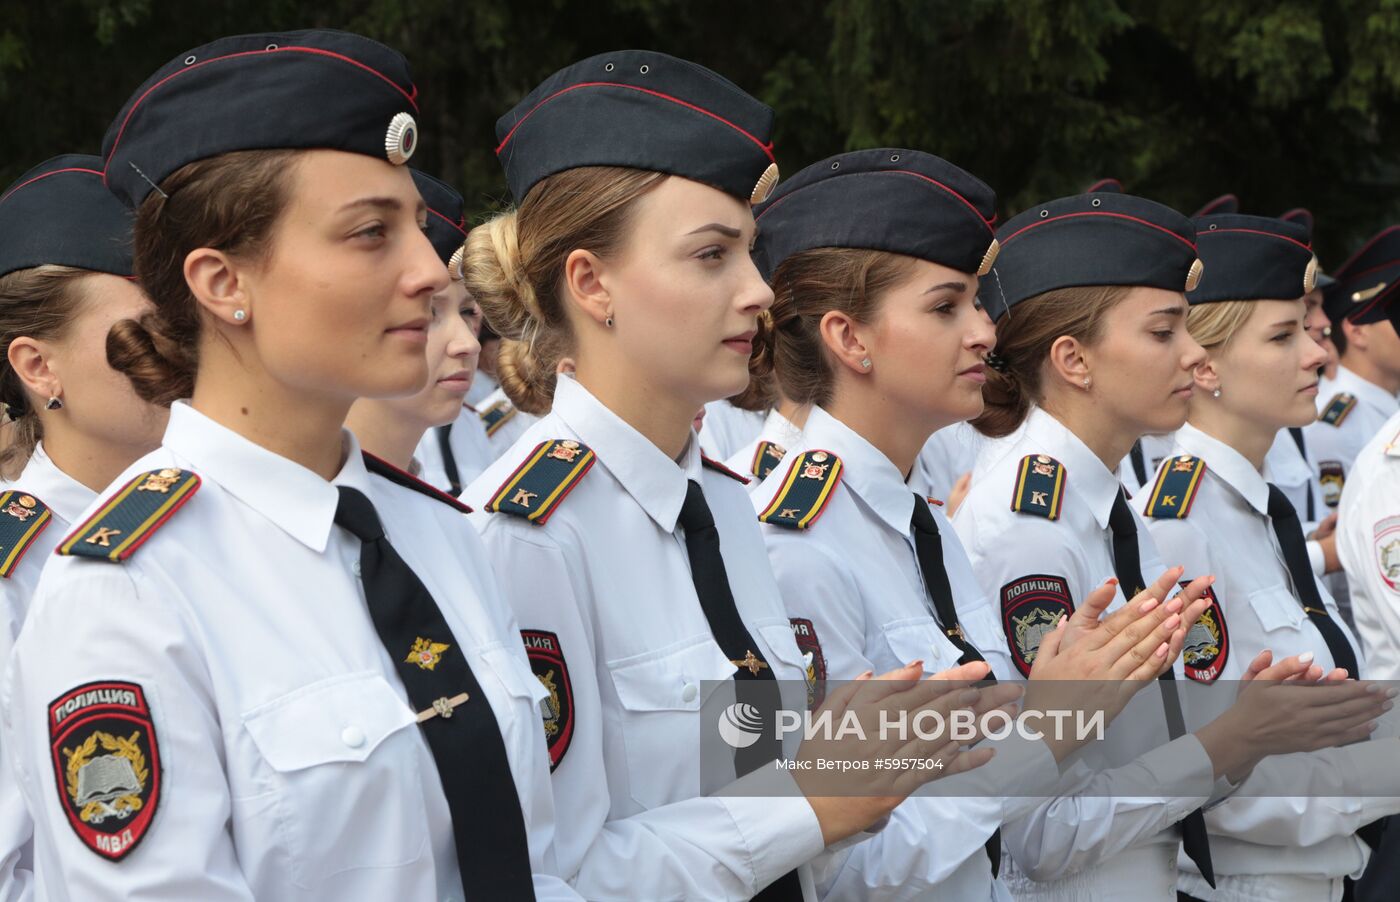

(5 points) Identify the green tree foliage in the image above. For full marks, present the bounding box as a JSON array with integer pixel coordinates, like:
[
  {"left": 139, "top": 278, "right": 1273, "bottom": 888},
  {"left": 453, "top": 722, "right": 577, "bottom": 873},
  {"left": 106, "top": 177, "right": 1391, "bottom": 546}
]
[{"left": 2, "top": 0, "right": 1397, "bottom": 261}]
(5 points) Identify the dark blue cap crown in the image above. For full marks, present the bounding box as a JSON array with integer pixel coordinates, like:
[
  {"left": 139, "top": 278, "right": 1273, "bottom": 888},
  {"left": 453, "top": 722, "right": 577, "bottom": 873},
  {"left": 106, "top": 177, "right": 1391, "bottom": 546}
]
[
  {"left": 411, "top": 170, "right": 466, "bottom": 272},
  {"left": 752, "top": 148, "right": 998, "bottom": 280},
  {"left": 1193, "top": 194, "right": 1240, "bottom": 218},
  {"left": 984, "top": 192, "right": 1199, "bottom": 322},
  {"left": 102, "top": 30, "right": 419, "bottom": 209},
  {"left": 1325, "top": 225, "right": 1400, "bottom": 326},
  {"left": 494, "top": 50, "right": 777, "bottom": 206},
  {"left": 1187, "top": 214, "right": 1317, "bottom": 304},
  {"left": 0, "top": 155, "right": 133, "bottom": 279}
]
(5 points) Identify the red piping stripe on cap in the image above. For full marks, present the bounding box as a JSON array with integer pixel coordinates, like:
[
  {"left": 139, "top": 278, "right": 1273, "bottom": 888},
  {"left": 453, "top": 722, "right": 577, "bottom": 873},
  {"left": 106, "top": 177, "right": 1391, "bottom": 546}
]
[
  {"left": 1333, "top": 224, "right": 1400, "bottom": 279},
  {"left": 1001, "top": 210, "right": 1197, "bottom": 251},
  {"left": 756, "top": 168, "right": 995, "bottom": 234},
  {"left": 427, "top": 206, "right": 467, "bottom": 237},
  {"left": 0, "top": 168, "right": 103, "bottom": 207},
  {"left": 495, "top": 82, "right": 775, "bottom": 163},
  {"left": 104, "top": 45, "right": 419, "bottom": 185},
  {"left": 1199, "top": 227, "right": 1312, "bottom": 253}
]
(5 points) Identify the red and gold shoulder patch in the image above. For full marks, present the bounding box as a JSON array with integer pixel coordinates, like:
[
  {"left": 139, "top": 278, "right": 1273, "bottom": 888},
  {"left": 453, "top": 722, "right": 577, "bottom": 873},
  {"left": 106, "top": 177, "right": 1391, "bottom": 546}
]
[
  {"left": 521, "top": 630, "right": 573, "bottom": 771},
  {"left": 1318, "top": 392, "right": 1357, "bottom": 427},
  {"left": 750, "top": 441, "right": 787, "bottom": 480},
  {"left": 757, "top": 450, "right": 843, "bottom": 530},
  {"left": 58, "top": 469, "right": 200, "bottom": 563},
  {"left": 480, "top": 399, "right": 519, "bottom": 438},
  {"left": 1010, "top": 454, "right": 1065, "bottom": 520},
  {"left": 701, "top": 453, "right": 750, "bottom": 485},
  {"left": 1143, "top": 455, "right": 1207, "bottom": 520},
  {"left": 487, "top": 440, "right": 595, "bottom": 525},
  {"left": 48, "top": 681, "right": 161, "bottom": 860},
  {"left": 0, "top": 489, "right": 51, "bottom": 578}
]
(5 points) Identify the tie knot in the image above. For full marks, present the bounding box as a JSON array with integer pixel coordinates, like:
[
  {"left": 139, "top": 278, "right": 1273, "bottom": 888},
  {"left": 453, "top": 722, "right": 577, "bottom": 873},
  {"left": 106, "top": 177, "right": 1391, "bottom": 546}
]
[
  {"left": 678, "top": 480, "right": 715, "bottom": 533},
  {"left": 1108, "top": 488, "right": 1136, "bottom": 536},
  {"left": 335, "top": 486, "right": 385, "bottom": 542},
  {"left": 1266, "top": 483, "right": 1296, "bottom": 521},
  {"left": 910, "top": 493, "right": 939, "bottom": 534}
]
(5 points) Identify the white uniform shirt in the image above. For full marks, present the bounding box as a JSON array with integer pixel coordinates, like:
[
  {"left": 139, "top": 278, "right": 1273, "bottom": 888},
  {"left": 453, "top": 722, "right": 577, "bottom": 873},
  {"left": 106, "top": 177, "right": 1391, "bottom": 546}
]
[
  {"left": 478, "top": 385, "right": 538, "bottom": 459},
  {"left": 1141, "top": 422, "right": 1400, "bottom": 899},
  {"left": 415, "top": 403, "right": 495, "bottom": 495},
  {"left": 910, "top": 422, "right": 994, "bottom": 502},
  {"left": 1117, "top": 433, "right": 1176, "bottom": 497},
  {"left": 0, "top": 445, "right": 97, "bottom": 902},
  {"left": 724, "top": 408, "right": 804, "bottom": 488},
  {"left": 1, "top": 403, "right": 576, "bottom": 901},
  {"left": 1304, "top": 365, "right": 1400, "bottom": 510},
  {"left": 754, "top": 406, "right": 1058, "bottom": 901},
  {"left": 698, "top": 400, "right": 766, "bottom": 460},
  {"left": 1340, "top": 410, "right": 1400, "bottom": 680},
  {"left": 954, "top": 407, "right": 1218, "bottom": 900},
  {"left": 462, "top": 375, "right": 828, "bottom": 900}
]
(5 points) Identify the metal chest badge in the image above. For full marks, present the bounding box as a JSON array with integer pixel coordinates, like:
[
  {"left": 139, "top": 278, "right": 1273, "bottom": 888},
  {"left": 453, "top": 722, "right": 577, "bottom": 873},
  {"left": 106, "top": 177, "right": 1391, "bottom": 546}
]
[
  {"left": 405, "top": 637, "right": 451, "bottom": 671},
  {"left": 48, "top": 681, "right": 162, "bottom": 860}
]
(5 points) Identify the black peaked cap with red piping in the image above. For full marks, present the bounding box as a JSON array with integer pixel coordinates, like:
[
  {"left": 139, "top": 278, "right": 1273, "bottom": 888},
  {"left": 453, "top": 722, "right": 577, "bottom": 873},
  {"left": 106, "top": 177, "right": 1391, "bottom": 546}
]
[
  {"left": 1324, "top": 225, "right": 1400, "bottom": 326},
  {"left": 751, "top": 148, "right": 998, "bottom": 281},
  {"left": 411, "top": 169, "right": 466, "bottom": 266},
  {"left": 984, "top": 192, "right": 1199, "bottom": 323},
  {"left": 494, "top": 50, "right": 777, "bottom": 207},
  {"left": 0, "top": 155, "right": 133, "bottom": 279},
  {"left": 102, "top": 30, "right": 420, "bottom": 210},
  {"left": 1187, "top": 214, "right": 1317, "bottom": 305}
]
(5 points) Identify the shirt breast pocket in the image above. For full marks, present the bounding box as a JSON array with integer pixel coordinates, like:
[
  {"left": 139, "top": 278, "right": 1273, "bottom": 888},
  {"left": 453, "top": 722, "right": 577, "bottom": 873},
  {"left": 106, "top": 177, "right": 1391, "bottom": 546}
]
[
  {"left": 241, "top": 672, "right": 428, "bottom": 888},
  {"left": 881, "top": 617, "right": 958, "bottom": 675},
  {"left": 1246, "top": 585, "right": 1307, "bottom": 636},
  {"left": 608, "top": 639, "right": 735, "bottom": 810}
]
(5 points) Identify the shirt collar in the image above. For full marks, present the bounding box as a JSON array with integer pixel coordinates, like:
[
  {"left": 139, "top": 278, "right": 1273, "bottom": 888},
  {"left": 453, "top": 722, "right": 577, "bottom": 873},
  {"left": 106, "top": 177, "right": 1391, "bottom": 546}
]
[
  {"left": 759, "top": 408, "right": 804, "bottom": 449},
  {"left": 1173, "top": 422, "right": 1269, "bottom": 514},
  {"left": 16, "top": 443, "right": 98, "bottom": 524},
  {"left": 797, "top": 406, "right": 914, "bottom": 534},
  {"left": 1332, "top": 365, "right": 1400, "bottom": 415},
  {"left": 161, "top": 401, "right": 372, "bottom": 553},
  {"left": 551, "top": 375, "right": 700, "bottom": 533},
  {"left": 1024, "top": 406, "right": 1123, "bottom": 529}
]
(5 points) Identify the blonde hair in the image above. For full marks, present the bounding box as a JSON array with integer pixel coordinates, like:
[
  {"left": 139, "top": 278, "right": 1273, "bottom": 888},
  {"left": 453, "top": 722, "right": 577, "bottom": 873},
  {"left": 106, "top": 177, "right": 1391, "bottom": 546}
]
[
  {"left": 462, "top": 166, "right": 667, "bottom": 414},
  {"left": 1185, "top": 300, "right": 1254, "bottom": 351},
  {"left": 973, "top": 284, "right": 1134, "bottom": 438}
]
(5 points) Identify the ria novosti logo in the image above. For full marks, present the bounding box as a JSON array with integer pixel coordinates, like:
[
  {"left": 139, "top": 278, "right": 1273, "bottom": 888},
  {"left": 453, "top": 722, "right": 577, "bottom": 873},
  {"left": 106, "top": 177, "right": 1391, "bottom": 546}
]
[{"left": 717, "top": 702, "right": 764, "bottom": 749}]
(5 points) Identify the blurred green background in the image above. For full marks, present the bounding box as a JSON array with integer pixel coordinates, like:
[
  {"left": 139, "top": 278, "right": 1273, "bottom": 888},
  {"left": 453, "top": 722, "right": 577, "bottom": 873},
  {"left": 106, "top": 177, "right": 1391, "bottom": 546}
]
[{"left": 3, "top": 0, "right": 1399, "bottom": 264}]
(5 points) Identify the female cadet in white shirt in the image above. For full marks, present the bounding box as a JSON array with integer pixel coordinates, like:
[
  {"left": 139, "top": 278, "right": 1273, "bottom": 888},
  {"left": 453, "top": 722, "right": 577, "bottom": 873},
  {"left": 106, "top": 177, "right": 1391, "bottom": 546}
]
[
  {"left": 460, "top": 51, "right": 1010, "bottom": 901},
  {"left": 953, "top": 191, "right": 1390, "bottom": 901},
  {"left": 0, "top": 156, "right": 170, "bottom": 902},
  {"left": 1139, "top": 213, "right": 1400, "bottom": 901},
  {"left": 347, "top": 170, "right": 484, "bottom": 488},
  {"left": 1, "top": 31, "right": 580, "bottom": 901},
  {"left": 743, "top": 147, "right": 1263, "bottom": 902}
]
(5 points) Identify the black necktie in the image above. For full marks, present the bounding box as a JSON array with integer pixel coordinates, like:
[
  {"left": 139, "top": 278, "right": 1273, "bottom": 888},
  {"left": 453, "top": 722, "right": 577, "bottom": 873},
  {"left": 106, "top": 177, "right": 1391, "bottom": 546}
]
[
  {"left": 910, "top": 493, "right": 1001, "bottom": 877},
  {"left": 1266, "top": 484, "right": 1359, "bottom": 678},
  {"left": 677, "top": 480, "right": 803, "bottom": 901},
  {"left": 335, "top": 487, "right": 536, "bottom": 899},
  {"left": 1287, "top": 428, "right": 1316, "bottom": 522},
  {"left": 435, "top": 423, "right": 463, "bottom": 496},
  {"left": 1108, "top": 489, "right": 1215, "bottom": 887},
  {"left": 1129, "top": 440, "right": 1149, "bottom": 489}
]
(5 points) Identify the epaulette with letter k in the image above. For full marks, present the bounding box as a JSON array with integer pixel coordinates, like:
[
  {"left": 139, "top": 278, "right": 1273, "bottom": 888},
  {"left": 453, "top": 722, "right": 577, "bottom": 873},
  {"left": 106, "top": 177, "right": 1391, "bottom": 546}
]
[{"left": 486, "top": 440, "right": 595, "bottom": 525}]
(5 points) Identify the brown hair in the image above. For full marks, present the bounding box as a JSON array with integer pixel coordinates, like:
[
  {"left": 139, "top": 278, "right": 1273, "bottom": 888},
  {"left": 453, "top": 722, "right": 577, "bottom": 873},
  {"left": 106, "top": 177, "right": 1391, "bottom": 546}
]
[
  {"left": 972, "top": 284, "right": 1134, "bottom": 438},
  {"left": 107, "top": 149, "right": 298, "bottom": 406},
  {"left": 462, "top": 166, "right": 666, "bottom": 414},
  {"left": 1186, "top": 300, "right": 1254, "bottom": 351},
  {"left": 0, "top": 266, "right": 93, "bottom": 472},
  {"left": 752, "top": 247, "right": 917, "bottom": 409}
]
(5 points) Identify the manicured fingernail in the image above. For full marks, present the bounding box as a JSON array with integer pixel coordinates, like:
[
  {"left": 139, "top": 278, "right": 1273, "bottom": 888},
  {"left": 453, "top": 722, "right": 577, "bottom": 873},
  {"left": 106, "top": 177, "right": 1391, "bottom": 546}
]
[
  {"left": 1140, "top": 598, "right": 1159, "bottom": 614},
  {"left": 1387, "top": 688, "right": 1399, "bottom": 699},
  {"left": 858, "top": 670, "right": 873, "bottom": 680},
  {"left": 1166, "top": 596, "right": 1183, "bottom": 613},
  {"left": 1163, "top": 613, "right": 1181, "bottom": 631},
  {"left": 1383, "top": 701, "right": 1393, "bottom": 713},
  {"left": 1155, "top": 642, "right": 1169, "bottom": 658},
  {"left": 1106, "top": 577, "right": 1119, "bottom": 586},
  {"left": 958, "top": 689, "right": 980, "bottom": 704},
  {"left": 907, "top": 660, "right": 923, "bottom": 670},
  {"left": 1299, "top": 651, "right": 1314, "bottom": 664}
]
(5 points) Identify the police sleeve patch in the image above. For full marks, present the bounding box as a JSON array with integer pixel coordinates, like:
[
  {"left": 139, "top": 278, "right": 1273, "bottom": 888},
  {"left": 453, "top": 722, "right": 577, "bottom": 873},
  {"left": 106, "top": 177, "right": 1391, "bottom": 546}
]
[
  {"left": 1000, "top": 575, "right": 1074, "bottom": 677},
  {"left": 1010, "top": 455, "right": 1065, "bottom": 520},
  {"left": 1318, "top": 392, "right": 1357, "bottom": 427},
  {"left": 1143, "top": 455, "right": 1207, "bottom": 519},
  {"left": 520, "top": 630, "right": 573, "bottom": 771},
  {"left": 1319, "top": 460, "right": 1345, "bottom": 508},
  {"left": 757, "top": 450, "right": 843, "bottom": 529},
  {"left": 789, "top": 618, "right": 827, "bottom": 708},
  {"left": 48, "top": 681, "right": 161, "bottom": 860},
  {"left": 480, "top": 400, "right": 518, "bottom": 437},
  {"left": 58, "top": 469, "right": 201, "bottom": 563},
  {"left": 1374, "top": 516, "right": 1400, "bottom": 594},
  {"left": 751, "top": 441, "right": 787, "bottom": 480},
  {"left": 486, "top": 440, "right": 595, "bottom": 525},
  {"left": 1181, "top": 582, "right": 1228, "bottom": 683},
  {"left": 0, "top": 490, "right": 52, "bottom": 578},
  {"left": 701, "top": 454, "right": 751, "bottom": 485}
]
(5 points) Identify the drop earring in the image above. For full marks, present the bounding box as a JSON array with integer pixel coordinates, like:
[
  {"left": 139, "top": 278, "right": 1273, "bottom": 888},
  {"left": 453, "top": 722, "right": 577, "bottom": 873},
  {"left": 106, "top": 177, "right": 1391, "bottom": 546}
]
[{"left": 45, "top": 396, "right": 62, "bottom": 411}]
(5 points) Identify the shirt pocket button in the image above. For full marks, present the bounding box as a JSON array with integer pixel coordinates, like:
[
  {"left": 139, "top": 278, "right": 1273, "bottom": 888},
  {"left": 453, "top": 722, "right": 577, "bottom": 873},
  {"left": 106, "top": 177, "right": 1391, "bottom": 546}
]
[
  {"left": 341, "top": 725, "right": 366, "bottom": 748},
  {"left": 681, "top": 683, "right": 698, "bottom": 703}
]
